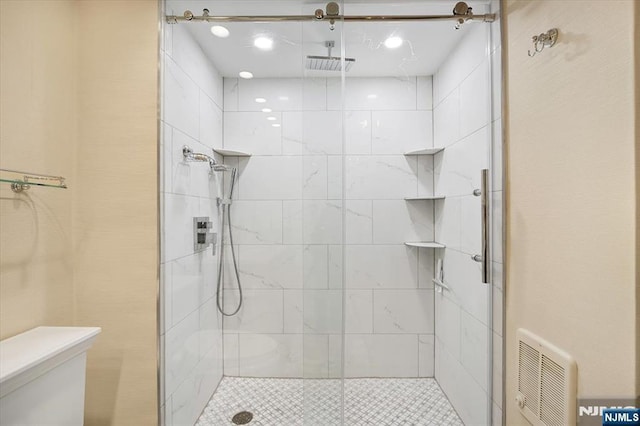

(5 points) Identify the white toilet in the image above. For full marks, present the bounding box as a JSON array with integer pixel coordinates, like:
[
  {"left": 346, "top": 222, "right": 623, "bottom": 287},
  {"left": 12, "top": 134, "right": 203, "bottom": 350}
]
[{"left": 0, "top": 326, "right": 101, "bottom": 426}]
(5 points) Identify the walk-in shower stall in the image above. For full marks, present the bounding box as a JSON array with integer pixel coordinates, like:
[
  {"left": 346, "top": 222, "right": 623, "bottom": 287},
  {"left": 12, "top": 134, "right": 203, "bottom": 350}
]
[{"left": 159, "top": 1, "right": 504, "bottom": 424}]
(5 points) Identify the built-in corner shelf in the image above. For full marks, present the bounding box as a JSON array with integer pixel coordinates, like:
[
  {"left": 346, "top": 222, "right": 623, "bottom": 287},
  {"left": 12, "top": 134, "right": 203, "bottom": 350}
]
[
  {"left": 405, "top": 196, "right": 446, "bottom": 201},
  {"left": 0, "top": 168, "right": 67, "bottom": 193},
  {"left": 404, "top": 242, "right": 446, "bottom": 249},
  {"left": 213, "top": 149, "right": 251, "bottom": 157},
  {"left": 403, "top": 147, "right": 444, "bottom": 156}
]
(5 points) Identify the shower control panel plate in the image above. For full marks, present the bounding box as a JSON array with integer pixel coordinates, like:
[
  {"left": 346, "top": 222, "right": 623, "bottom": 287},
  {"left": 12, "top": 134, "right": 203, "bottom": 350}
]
[{"left": 194, "top": 217, "right": 216, "bottom": 255}]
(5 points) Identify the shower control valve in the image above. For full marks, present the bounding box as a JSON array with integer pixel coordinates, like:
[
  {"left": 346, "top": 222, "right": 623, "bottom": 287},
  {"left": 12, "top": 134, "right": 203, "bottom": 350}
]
[{"left": 193, "top": 217, "right": 217, "bottom": 255}]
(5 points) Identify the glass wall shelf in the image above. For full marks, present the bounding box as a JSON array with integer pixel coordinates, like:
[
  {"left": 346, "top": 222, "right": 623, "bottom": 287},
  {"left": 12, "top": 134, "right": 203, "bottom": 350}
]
[{"left": 0, "top": 168, "right": 67, "bottom": 192}]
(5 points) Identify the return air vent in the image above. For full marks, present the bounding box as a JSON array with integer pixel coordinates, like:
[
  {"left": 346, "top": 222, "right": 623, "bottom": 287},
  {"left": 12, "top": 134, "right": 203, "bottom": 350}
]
[{"left": 516, "top": 329, "right": 577, "bottom": 426}]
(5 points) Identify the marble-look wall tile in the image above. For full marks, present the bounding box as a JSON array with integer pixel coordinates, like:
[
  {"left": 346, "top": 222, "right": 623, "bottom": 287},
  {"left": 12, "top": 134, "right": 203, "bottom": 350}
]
[
  {"left": 171, "top": 25, "right": 223, "bottom": 107},
  {"left": 460, "top": 310, "right": 489, "bottom": 391},
  {"left": 165, "top": 311, "right": 200, "bottom": 397},
  {"left": 223, "top": 78, "right": 239, "bottom": 112},
  {"left": 238, "top": 334, "right": 303, "bottom": 377},
  {"left": 345, "top": 111, "right": 372, "bottom": 154},
  {"left": 236, "top": 78, "right": 326, "bottom": 112},
  {"left": 303, "top": 335, "right": 329, "bottom": 378},
  {"left": 344, "top": 334, "right": 419, "bottom": 377},
  {"left": 223, "top": 289, "right": 283, "bottom": 334},
  {"left": 345, "top": 245, "right": 419, "bottom": 289},
  {"left": 433, "top": 88, "right": 460, "bottom": 149},
  {"left": 223, "top": 334, "right": 239, "bottom": 376},
  {"left": 373, "top": 290, "right": 434, "bottom": 334},
  {"left": 372, "top": 200, "right": 434, "bottom": 244},
  {"left": 284, "top": 290, "right": 303, "bottom": 333},
  {"left": 230, "top": 201, "right": 283, "bottom": 244},
  {"left": 303, "top": 245, "right": 328, "bottom": 289},
  {"left": 218, "top": 76, "right": 442, "bottom": 383},
  {"left": 283, "top": 201, "right": 303, "bottom": 244},
  {"left": 163, "top": 25, "right": 226, "bottom": 422},
  {"left": 417, "top": 76, "right": 433, "bottom": 111},
  {"left": 163, "top": 193, "right": 200, "bottom": 262},
  {"left": 302, "top": 200, "right": 343, "bottom": 244},
  {"left": 303, "top": 290, "right": 342, "bottom": 334},
  {"left": 302, "top": 156, "right": 328, "bottom": 199},
  {"left": 224, "top": 112, "right": 282, "bottom": 155},
  {"left": 371, "top": 111, "right": 433, "bottom": 154},
  {"left": 199, "top": 93, "right": 223, "bottom": 150},
  {"left": 164, "top": 55, "right": 199, "bottom": 140},
  {"left": 237, "top": 156, "right": 302, "bottom": 200},
  {"left": 239, "top": 245, "right": 303, "bottom": 289},
  {"left": 459, "top": 60, "right": 490, "bottom": 139},
  {"left": 345, "top": 290, "right": 373, "bottom": 334},
  {"left": 419, "top": 334, "right": 435, "bottom": 377},
  {"left": 433, "top": 24, "right": 488, "bottom": 106},
  {"left": 328, "top": 77, "right": 417, "bottom": 111},
  {"left": 282, "top": 111, "right": 342, "bottom": 155},
  {"left": 346, "top": 200, "right": 373, "bottom": 244},
  {"left": 345, "top": 155, "right": 418, "bottom": 199}
]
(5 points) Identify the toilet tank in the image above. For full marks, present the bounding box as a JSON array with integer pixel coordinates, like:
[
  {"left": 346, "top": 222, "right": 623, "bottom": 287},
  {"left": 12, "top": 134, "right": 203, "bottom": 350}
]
[{"left": 0, "top": 326, "right": 101, "bottom": 426}]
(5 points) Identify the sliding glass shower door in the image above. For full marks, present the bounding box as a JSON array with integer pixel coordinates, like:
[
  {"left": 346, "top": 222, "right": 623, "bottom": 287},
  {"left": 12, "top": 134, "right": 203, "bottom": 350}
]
[{"left": 159, "top": 1, "right": 502, "bottom": 424}]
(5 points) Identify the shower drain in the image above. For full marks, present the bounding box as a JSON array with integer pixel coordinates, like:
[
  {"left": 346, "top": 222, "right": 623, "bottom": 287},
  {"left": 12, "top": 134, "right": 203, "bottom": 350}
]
[{"left": 231, "top": 411, "right": 254, "bottom": 425}]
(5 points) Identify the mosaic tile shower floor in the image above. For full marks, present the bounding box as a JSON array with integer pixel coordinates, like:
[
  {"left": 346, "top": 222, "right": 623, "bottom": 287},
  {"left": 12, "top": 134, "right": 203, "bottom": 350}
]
[{"left": 196, "top": 377, "right": 464, "bottom": 426}]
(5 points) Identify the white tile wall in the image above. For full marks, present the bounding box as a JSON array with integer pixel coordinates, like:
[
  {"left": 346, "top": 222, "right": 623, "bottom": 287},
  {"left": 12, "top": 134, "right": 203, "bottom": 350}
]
[
  {"left": 345, "top": 245, "right": 419, "bottom": 289},
  {"left": 238, "top": 334, "right": 303, "bottom": 377},
  {"left": 372, "top": 111, "right": 433, "bottom": 154},
  {"left": 345, "top": 155, "right": 418, "bottom": 200},
  {"left": 432, "top": 7, "right": 502, "bottom": 424},
  {"left": 344, "top": 334, "right": 419, "bottom": 377},
  {"left": 161, "top": 23, "right": 224, "bottom": 426},
  {"left": 222, "top": 76, "right": 437, "bottom": 380},
  {"left": 224, "top": 112, "right": 282, "bottom": 155},
  {"left": 373, "top": 290, "right": 434, "bottom": 334},
  {"left": 238, "top": 245, "right": 303, "bottom": 289}
]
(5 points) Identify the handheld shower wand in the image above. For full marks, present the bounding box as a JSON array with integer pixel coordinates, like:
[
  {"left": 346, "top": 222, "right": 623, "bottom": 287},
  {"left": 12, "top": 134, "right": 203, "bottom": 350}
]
[{"left": 182, "top": 145, "right": 243, "bottom": 316}]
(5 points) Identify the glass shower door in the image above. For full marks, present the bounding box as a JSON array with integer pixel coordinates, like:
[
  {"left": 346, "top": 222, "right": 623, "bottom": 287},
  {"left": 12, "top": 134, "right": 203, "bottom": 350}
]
[{"left": 338, "top": 2, "right": 498, "bottom": 425}]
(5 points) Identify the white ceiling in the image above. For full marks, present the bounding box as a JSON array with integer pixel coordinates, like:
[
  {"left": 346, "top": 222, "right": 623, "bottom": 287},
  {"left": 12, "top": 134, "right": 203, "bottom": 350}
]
[{"left": 165, "top": 1, "right": 489, "bottom": 77}]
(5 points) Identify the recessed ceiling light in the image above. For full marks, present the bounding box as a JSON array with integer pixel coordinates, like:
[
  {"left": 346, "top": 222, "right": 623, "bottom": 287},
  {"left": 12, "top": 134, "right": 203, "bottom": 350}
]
[
  {"left": 239, "top": 71, "right": 254, "bottom": 79},
  {"left": 367, "top": 94, "right": 378, "bottom": 99},
  {"left": 255, "top": 98, "right": 267, "bottom": 103},
  {"left": 278, "top": 96, "right": 289, "bottom": 101},
  {"left": 272, "top": 123, "right": 281, "bottom": 128},
  {"left": 267, "top": 116, "right": 277, "bottom": 121},
  {"left": 384, "top": 36, "right": 403, "bottom": 49},
  {"left": 210, "top": 26, "right": 230, "bottom": 38},
  {"left": 254, "top": 36, "right": 274, "bottom": 51},
  {"left": 262, "top": 108, "right": 272, "bottom": 113}
]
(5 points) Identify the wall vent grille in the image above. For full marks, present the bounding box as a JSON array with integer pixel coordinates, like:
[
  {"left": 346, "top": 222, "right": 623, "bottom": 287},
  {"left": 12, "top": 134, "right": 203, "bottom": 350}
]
[{"left": 516, "top": 329, "right": 577, "bottom": 426}]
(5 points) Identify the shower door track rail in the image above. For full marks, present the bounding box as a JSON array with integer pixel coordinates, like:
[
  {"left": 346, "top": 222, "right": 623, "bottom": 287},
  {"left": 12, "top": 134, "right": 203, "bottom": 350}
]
[{"left": 166, "top": 2, "right": 496, "bottom": 25}]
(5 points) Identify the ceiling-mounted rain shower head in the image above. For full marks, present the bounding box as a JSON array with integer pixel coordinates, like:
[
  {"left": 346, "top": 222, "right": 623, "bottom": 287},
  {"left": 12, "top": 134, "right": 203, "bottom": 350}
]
[{"left": 306, "top": 41, "right": 355, "bottom": 72}]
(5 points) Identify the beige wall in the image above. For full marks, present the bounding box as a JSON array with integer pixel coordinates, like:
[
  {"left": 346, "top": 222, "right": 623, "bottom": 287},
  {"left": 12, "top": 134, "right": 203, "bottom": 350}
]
[
  {"left": 504, "top": 0, "right": 639, "bottom": 423},
  {"left": 0, "top": 0, "right": 77, "bottom": 340},
  {"left": 0, "top": 0, "right": 159, "bottom": 424},
  {"left": 74, "top": 1, "right": 159, "bottom": 424}
]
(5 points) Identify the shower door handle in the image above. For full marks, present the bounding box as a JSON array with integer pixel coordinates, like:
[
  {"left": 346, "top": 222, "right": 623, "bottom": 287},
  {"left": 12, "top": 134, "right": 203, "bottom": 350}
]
[{"left": 479, "top": 169, "right": 489, "bottom": 284}]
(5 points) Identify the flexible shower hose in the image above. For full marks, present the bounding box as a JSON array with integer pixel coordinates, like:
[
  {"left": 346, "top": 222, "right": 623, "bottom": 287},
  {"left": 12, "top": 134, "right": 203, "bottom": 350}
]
[{"left": 216, "top": 168, "right": 243, "bottom": 316}]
